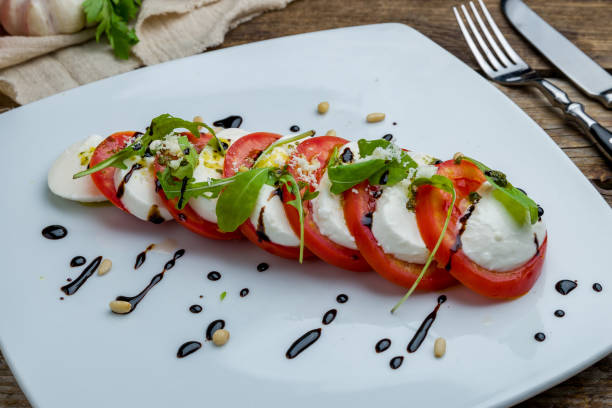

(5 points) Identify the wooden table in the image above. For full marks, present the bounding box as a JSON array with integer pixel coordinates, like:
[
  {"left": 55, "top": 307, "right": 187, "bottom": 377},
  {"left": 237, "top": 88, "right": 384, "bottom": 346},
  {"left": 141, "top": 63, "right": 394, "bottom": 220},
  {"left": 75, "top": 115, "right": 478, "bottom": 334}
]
[{"left": 1, "top": 0, "right": 610, "bottom": 406}]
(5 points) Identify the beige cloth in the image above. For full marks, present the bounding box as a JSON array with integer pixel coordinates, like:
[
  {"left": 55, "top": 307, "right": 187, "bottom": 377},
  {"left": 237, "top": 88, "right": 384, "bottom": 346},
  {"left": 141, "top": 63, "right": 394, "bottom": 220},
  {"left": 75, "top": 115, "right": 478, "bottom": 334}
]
[{"left": 0, "top": 0, "right": 293, "bottom": 105}]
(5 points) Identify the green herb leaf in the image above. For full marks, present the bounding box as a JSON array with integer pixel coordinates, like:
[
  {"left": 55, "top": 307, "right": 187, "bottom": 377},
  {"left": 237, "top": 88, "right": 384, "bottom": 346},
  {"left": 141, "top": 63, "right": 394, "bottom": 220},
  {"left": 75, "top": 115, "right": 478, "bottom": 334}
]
[
  {"left": 170, "top": 136, "right": 199, "bottom": 181},
  {"left": 220, "top": 291, "right": 227, "bottom": 301},
  {"left": 158, "top": 168, "right": 236, "bottom": 209},
  {"left": 391, "top": 175, "right": 456, "bottom": 314},
  {"left": 73, "top": 114, "right": 210, "bottom": 179},
  {"left": 277, "top": 173, "right": 307, "bottom": 263},
  {"left": 82, "top": 0, "right": 141, "bottom": 59},
  {"left": 216, "top": 168, "right": 271, "bottom": 232},
  {"left": 328, "top": 159, "right": 386, "bottom": 193},
  {"left": 460, "top": 156, "right": 538, "bottom": 225},
  {"left": 253, "top": 130, "right": 315, "bottom": 168}
]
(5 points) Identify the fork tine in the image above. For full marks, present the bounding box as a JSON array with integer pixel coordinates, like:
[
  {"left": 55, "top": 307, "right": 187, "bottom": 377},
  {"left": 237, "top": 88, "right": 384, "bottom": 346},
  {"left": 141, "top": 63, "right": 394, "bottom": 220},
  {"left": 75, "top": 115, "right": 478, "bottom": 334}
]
[
  {"left": 459, "top": 4, "right": 503, "bottom": 71},
  {"left": 477, "top": 0, "right": 523, "bottom": 65},
  {"left": 468, "top": 1, "right": 511, "bottom": 67},
  {"left": 453, "top": 6, "right": 495, "bottom": 76}
]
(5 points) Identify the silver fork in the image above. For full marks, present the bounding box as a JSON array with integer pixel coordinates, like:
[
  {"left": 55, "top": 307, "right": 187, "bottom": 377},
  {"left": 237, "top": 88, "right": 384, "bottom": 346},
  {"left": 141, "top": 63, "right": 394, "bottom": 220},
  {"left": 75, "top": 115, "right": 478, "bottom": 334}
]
[{"left": 454, "top": 0, "right": 612, "bottom": 164}]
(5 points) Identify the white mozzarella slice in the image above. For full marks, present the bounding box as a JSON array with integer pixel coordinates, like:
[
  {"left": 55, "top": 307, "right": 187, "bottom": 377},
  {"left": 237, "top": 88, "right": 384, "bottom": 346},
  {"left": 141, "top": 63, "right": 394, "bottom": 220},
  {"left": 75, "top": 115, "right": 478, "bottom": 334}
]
[
  {"left": 113, "top": 157, "right": 172, "bottom": 223},
  {"left": 370, "top": 152, "right": 438, "bottom": 264},
  {"left": 311, "top": 171, "right": 357, "bottom": 249},
  {"left": 461, "top": 183, "right": 547, "bottom": 271},
  {"left": 189, "top": 128, "right": 250, "bottom": 223},
  {"left": 249, "top": 184, "right": 300, "bottom": 246},
  {"left": 371, "top": 181, "right": 429, "bottom": 263},
  {"left": 48, "top": 134, "right": 107, "bottom": 202}
]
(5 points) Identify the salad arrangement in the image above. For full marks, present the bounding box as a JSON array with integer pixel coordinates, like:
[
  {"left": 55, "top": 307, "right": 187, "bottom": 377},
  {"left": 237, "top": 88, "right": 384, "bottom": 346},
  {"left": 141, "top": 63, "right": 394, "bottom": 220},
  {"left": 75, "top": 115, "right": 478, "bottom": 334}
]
[{"left": 48, "top": 113, "right": 547, "bottom": 311}]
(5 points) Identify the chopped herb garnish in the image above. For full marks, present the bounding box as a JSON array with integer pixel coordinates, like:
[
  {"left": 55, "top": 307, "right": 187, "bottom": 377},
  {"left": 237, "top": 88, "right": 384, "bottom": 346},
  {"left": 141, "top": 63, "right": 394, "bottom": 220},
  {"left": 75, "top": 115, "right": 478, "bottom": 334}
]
[{"left": 220, "top": 291, "right": 227, "bottom": 301}]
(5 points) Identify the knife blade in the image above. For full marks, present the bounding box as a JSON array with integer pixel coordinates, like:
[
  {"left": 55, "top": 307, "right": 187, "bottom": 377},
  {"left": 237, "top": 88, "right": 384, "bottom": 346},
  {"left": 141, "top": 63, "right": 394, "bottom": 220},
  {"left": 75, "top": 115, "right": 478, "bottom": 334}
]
[{"left": 501, "top": 0, "right": 612, "bottom": 109}]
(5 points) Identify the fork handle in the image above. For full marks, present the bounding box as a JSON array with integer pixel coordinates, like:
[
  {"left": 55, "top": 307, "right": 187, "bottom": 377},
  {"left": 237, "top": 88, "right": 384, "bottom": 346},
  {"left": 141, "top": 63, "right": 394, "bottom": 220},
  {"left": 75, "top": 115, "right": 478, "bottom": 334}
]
[{"left": 533, "top": 79, "right": 612, "bottom": 164}]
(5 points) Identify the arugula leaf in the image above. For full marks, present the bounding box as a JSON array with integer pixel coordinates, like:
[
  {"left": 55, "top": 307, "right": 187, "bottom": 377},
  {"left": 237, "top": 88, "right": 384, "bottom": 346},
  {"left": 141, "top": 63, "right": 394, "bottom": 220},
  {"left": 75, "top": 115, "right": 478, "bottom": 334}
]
[
  {"left": 220, "top": 291, "right": 227, "bottom": 301},
  {"left": 158, "top": 168, "right": 236, "bottom": 209},
  {"left": 73, "top": 114, "right": 209, "bottom": 179},
  {"left": 460, "top": 156, "right": 538, "bottom": 225},
  {"left": 83, "top": 0, "right": 141, "bottom": 59},
  {"left": 277, "top": 173, "right": 308, "bottom": 263},
  {"left": 170, "top": 136, "right": 199, "bottom": 181},
  {"left": 357, "top": 139, "right": 391, "bottom": 156},
  {"left": 216, "top": 168, "right": 271, "bottom": 232},
  {"left": 328, "top": 160, "right": 386, "bottom": 193},
  {"left": 391, "top": 175, "right": 456, "bottom": 314},
  {"left": 253, "top": 130, "right": 315, "bottom": 168}
]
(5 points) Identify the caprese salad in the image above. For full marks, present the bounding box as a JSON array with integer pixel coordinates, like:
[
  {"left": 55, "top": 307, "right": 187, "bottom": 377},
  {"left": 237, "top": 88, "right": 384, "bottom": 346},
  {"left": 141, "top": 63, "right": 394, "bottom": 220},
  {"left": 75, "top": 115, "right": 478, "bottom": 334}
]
[{"left": 48, "top": 114, "right": 547, "bottom": 311}]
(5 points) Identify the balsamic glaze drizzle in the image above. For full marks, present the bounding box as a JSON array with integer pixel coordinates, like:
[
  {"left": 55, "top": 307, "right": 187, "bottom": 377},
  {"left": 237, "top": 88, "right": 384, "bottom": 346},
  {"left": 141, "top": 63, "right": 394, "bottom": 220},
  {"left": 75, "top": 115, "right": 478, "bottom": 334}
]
[
  {"left": 70, "top": 256, "right": 86, "bottom": 267},
  {"left": 554, "top": 310, "right": 565, "bottom": 318},
  {"left": 207, "top": 271, "right": 221, "bottom": 281},
  {"left": 322, "top": 309, "right": 337, "bottom": 325},
  {"left": 189, "top": 305, "right": 202, "bottom": 313},
  {"left": 375, "top": 338, "right": 391, "bottom": 353},
  {"left": 555, "top": 280, "right": 577, "bottom": 295},
  {"left": 147, "top": 205, "right": 165, "bottom": 224},
  {"left": 389, "top": 356, "right": 404, "bottom": 369},
  {"left": 42, "top": 225, "right": 67, "bottom": 240},
  {"left": 240, "top": 288, "right": 249, "bottom": 297},
  {"left": 135, "top": 244, "right": 155, "bottom": 269},
  {"left": 289, "top": 125, "right": 300, "bottom": 132},
  {"left": 382, "top": 133, "right": 393, "bottom": 141},
  {"left": 257, "top": 262, "right": 269, "bottom": 272},
  {"left": 407, "top": 295, "right": 447, "bottom": 353},
  {"left": 213, "top": 115, "right": 243, "bottom": 129},
  {"left": 177, "top": 341, "right": 202, "bottom": 358},
  {"left": 114, "top": 249, "right": 185, "bottom": 313},
  {"left": 116, "top": 163, "right": 142, "bottom": 199},
  {"left": 61, "top": 256, "right": 103, "bottom": 295},
  {"left": 446, "top": 205, "right": 476, "bottom": 270},
  {"left": 362, "top": 212, "right": 373, "bottom": 228},
  {"left": 534, "top": 332, "right": 546, "bottom": 342},
  {"left": 336, "top": 294, "right": 348, "bottom": 304},
  {"left": 206, "top": 320, "right": 226, "bottom": 340},
  {"left": 177, "top": 177, "right": 188, "bottom": 209},
  {"left": 256, "top": 207, "right": 270, "bottom": 242},
  {"left": 340, "top": 148, "right": 354, "bottom": 163},
  {"left": 593, "top": 283, "right": 603, "bottom": 292},
  {"left": 286, "top": 328, "right": 321, "bottom": 359}
]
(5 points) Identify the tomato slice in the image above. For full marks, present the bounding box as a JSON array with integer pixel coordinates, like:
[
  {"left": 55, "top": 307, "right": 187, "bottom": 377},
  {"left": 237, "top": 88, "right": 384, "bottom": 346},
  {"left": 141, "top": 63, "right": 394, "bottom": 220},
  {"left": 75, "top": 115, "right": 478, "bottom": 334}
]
[
  {"left": 153, "top": 131, "right": 242, "bottom": 240},
  {"left": 89, "top": 131, "right": 138, "bottom": 213},
  {"left": 415, "top": 159, "right": 547, "bottom": 298},
  {"left": 223, "top": 132, "right": 314, "bottom": 260},
  {"left": 282, "top": 136, "right": 370, "bottom": 272},
  {"left": 343, "top": 180, "right": 456, "bottom": 290}
]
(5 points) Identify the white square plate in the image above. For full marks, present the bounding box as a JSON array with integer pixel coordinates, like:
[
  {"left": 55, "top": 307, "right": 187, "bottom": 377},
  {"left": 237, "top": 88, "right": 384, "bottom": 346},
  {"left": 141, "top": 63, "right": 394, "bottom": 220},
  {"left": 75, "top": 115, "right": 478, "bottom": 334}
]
[{"left": 0, "top": 24, "right": 610, "bottom": 408}]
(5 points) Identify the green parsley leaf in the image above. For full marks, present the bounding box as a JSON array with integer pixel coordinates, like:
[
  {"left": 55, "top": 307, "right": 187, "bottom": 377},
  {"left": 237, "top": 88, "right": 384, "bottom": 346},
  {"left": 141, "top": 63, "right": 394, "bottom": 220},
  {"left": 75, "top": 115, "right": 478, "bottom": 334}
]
[
  {"left": 460, "top": 156, "right": 538, "bottom": 225},
  {"left": 216, "top": 168, "right": 271, "bottom": 232},
  {"left": 391, "top": 175, "right": 456, "bottom": 314},
  {"left": 82, "top": 0, "right": 141, "bottom": 59}
]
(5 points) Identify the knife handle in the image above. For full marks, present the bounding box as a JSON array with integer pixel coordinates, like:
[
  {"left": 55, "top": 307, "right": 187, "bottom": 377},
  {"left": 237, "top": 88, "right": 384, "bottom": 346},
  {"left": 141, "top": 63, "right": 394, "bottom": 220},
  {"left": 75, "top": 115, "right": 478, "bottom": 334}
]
[
  {"left": 598, "top": 89, "right": 612, "bottom": 109},
  {"left": 534, "top": 79, "right": 612, "bottom": 164}
]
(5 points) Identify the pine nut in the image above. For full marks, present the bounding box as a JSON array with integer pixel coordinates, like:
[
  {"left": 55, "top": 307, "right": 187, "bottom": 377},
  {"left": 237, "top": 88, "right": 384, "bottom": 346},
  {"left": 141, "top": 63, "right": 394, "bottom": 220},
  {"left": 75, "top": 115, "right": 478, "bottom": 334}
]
[
  {"left": 109, "top": 300, "right": 132, "bottom": 314},
  {"left": 366, "top": 112, "right": 385, "bottom": 123},
  {"left": 97, "top": 259, "right": 112, "bottom": 276},
  {"left": 325, "top": 129, "right": 337, "bottom": 136},
  {"left": 193, "top": 115, "right": 204, "bottom": 130},
  {"left": 212, "top": 329, "right": 230, "bottom": 346},
  {"left": 317, "top": 101, "right": 330, "bottom": 114},
  {"left": 453, "top": 152, "right": 464, "bottom": 163},
  {"left": 434, "top": 337, "right": 446, "bottom": 358}
]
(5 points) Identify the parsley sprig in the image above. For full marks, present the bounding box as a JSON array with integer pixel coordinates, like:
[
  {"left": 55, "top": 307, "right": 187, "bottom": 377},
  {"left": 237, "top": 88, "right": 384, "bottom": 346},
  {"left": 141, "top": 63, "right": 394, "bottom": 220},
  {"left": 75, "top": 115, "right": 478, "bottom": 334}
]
[
  {"left": 83, "top": 0, "right": 142, "bottom": 59},
  {"left": 391, "top": 175, "right": 456, "bottom": 314}
]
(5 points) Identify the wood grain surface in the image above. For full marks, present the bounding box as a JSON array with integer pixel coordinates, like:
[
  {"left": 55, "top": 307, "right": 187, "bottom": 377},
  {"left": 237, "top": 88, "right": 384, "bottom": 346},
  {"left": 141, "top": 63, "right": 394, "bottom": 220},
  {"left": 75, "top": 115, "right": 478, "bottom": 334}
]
[{"left": 0, "top": 0, "right": 610, "bottom": 407}]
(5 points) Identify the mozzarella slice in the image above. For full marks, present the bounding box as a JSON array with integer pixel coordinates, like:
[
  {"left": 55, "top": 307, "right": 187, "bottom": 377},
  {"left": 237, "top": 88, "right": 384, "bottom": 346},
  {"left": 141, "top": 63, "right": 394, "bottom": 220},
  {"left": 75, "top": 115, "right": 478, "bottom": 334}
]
[
  {"left": 48, "top": 134, "right": 107, "bottom": 202},
  {"left": 250, "top": 184, "right": 300, "bottom": 246},
  {"left": 370, "top": 152, "right": 439, "bottom": 264},
  {"left": 311, "top": 171, "right": 358, "bottom": 249},
  {"left": 190, "top": 129, "right": 250, "bottom": 223},
  {"left": 461, "top": 183, "right": 547, "bottom": 271},
  {"left": 113, "top": 156, "right": 172, "bottom": 223}
]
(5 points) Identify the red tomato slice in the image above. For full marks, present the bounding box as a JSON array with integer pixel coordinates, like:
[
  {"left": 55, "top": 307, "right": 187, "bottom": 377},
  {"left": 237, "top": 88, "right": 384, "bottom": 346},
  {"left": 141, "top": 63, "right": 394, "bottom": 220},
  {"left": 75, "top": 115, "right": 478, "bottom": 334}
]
[
  {"left": 223, "top": 132, "right": 314, "bottom": 260},
  {"left": 343, "top": 181, "right": 457, "bottom": 290},
  {"left": 153, "top": 131, "right": 242, "bottom": 240},
  {"left": 415, "top": 159, "right": 547, "bottom": 298},
  {"left": 282, "top": 136, "right": 370, "bottom": 272},
  {"left": 89, "top": 131, "right": 137, "bottom": 213}
]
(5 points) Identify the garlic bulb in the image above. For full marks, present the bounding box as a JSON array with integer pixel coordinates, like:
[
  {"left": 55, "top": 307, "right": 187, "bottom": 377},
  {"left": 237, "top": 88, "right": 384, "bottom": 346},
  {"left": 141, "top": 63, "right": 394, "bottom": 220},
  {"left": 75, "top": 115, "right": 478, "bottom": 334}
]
[{"left": 0, "top": 0, "right": 86, "bottom": 36}]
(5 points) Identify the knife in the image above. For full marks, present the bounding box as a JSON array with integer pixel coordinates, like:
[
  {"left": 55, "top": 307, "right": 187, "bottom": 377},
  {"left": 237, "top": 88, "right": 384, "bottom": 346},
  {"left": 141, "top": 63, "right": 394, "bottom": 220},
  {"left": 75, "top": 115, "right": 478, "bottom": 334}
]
[{"left": 502, "top": 0, "right": 612, "bottom": 109}]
